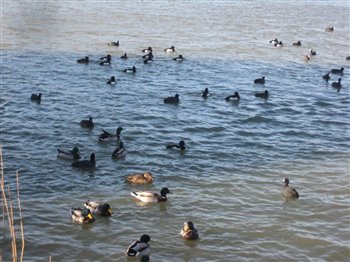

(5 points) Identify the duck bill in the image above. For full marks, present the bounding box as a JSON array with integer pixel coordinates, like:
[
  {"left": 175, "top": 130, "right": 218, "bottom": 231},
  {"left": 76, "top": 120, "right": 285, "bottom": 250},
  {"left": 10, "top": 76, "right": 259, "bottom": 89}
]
[
  {"left": 108, "top": 208, "right": 113, "bottom": 215},
  {"left": 87, "top": 213, "right": 94, "bottom": 220}
]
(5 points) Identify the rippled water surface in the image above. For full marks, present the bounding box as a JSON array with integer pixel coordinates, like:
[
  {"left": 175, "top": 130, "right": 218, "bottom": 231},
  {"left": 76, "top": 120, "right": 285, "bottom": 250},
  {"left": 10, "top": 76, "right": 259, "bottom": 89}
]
[{"left": 1, "top": 1, "right": 350, "bottom": 261}]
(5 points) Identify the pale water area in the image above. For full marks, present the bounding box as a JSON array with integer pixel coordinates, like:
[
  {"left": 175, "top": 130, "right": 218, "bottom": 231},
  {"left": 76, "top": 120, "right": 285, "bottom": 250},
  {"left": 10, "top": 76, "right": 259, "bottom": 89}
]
[{"left": 1, "top": 1, "right": 350, "bottom": 261}]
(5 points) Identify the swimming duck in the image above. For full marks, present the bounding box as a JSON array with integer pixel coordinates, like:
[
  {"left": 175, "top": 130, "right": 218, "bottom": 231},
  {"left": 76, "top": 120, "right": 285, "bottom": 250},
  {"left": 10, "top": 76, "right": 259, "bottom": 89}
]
[
  {"left": 254, "top": 76, "right": 265, "bottom": 84},
  {"left": 143, "top": 57, "right": 153, "bottom": 64},
  {"left": 120, "top": 53, "right": 128, "bottom": 59},
  {"left": 77, "top": 56, "right": 89, "bottom": 64},
  {"left": 99, "top": 54, "right": 111, "bottom": 65},
  {"left": 201, "top": 88, "right": 209, "bottom": 98},
  {"left": 255, "top": 90, "right": 269, "bottom": 99},
  {"left": 166, "top": 140, "right": 185, "bottom": 151},
  {"left": 282, "top": 178, "right": 299, "bottom": 199},
  {"left": 164, "top": 46, "right": 175, "bottom": 53},
  {"left": 330, "top": 67, "right": 344, "bottom": 75},
  {"left": 131, "top": 187, "right": 171, "bottom": 203},
  {"left": 292, "top": 41, "right": 301, "bottom": 46},
  {"left": 142, "top": 52, "right": 153, "bottom": 59},
  {"left": 274, "top": 41, "right": 283, "bottom": 47},
  {"left": 142, "top": 47, "right": 152, "bottom": 54},
  {"left": 80, "top": 117, "right": 94, "bottom": 129},
  {"left": 112, "top": 140, "right": 125, "bottom": 158},
  {"left": 225, "top": 92, "right": 240, "bottom": 101},
  {"left": 84, "top": 201, "right": 112, "bottom": 216},
  {"left": 164, "top": 94, "right": 180, "bottom": 104},
  {"left": 126, "top": 234, "right": 151, "bottom": 257},
  {"left": 107, "top": 76, "right": 117, "bottom": 85},
  {"left": 99, "top": 127, "right": 123, "bottom": 142},
  {"left": 57, "top": 147, "right": 81, "bottom": 160},
  {"left": 346, "top": 56, "right": 350, "bottom": 61},
  {"left": 70, "top": 207, "right": 95, "bottom": 223},
  {"left": 309, "top": 49, "right": 316, "bottom": 56},
  {"left": 107, "top": 41, "right": 119, "bottom": 47},
  {"left": 325, "top": 26, "right": 334, "bottom": 32},
  {"left": 126, "top": 172, "right": 154, "bottom": 185},
  {"left": 269, "top": 38, "right": 278, "bottom": 45},
  {"left": 71, "top": 153, "right": 96, "bottom": 169},
  {"left": 180, "top": 221, "right": 199, "bottom": 240},
  {"left": 331, "top": 78, "right": 342, "bottom": 90},
  {"left": 123, "top": 66, "right": 136, "bottom": 73},
  {"left": 30, "top": 93, "right": 42, "bottom": 103},
  {"left": 173, "top": 55, "right": 184, "bottom": 61},
  {"left": 304, "top": 54, "right": 311, "bottom": 61},
  {"left": 322, "top": 72, "right": 331, "bottom": 81}
]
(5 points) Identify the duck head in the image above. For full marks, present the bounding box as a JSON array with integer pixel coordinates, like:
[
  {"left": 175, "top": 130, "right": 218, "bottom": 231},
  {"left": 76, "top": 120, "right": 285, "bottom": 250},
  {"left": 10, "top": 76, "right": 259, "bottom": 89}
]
[
  {"left": 90, "top": 153, "right": 96, "bottom": 163},
  {"left": 101, "top": 203, "right": 113, "bottom": 216},
  {"left": 83, "top": 209, "right": 95, "bottom": 223},
  {"left": 283, "top": 178, "right": 290, "bottom": 186},
  {"left": 116, "top": 127, "right": 123, "bottom": 135},
  {"left": 160, "top": 187, "right": 171, "bottom": 197},
  {"left": 140, "top": 234, "right": 151, "bottom": 243}
]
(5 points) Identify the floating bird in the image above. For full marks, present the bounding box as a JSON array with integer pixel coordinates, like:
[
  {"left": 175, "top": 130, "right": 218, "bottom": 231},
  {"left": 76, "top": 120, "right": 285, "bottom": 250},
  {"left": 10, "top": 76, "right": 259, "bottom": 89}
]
[
  {"left": 107, "top": 76, "right": 116, "bottom": 85},
  {"left": 325, "top": 26, "right": 334, "bottom": 32},
  {"left": 180, "top": 221, "right": 199, "bottom": 240},
  {"left": 142, "top": 52, "right": 153, "bottom": 59},
  {"left": 143, "top": 57, "right": 153, "bottom": 64},
  {"left": 330, "top": 67, "right": 344, "bottom": 75},
  {"left": 98, "top": 127, "right": 123, "bottom": 142},
  {"left": 166, "top": 140, "right": 185, "bottom": 151},
  {"left": 275, "top": 41, "right": 283, "bottom": 47},
  {"left": 255, "top": 90, "right": 269, "bottom": 99},
  {"left": 282, "top": 178, "right": 299, "bottom": 199},
  {"left": 322, "top": 72, "right": 331, "bottom": 81},
  {"left": 126, "top": 172, "right": 154, "bottom": 185},
  {"left": 201, "top": 88, "right": 209, "bottom": 98},
  {"left": 123, "top": 66, "right": 136, "bottom": 73},
  {"left": 126, "top": 234, "right": 151, "bottom": 257},
  {"left": 77, "top": 56, "right": 89, "bottom": 64},
  {"left": 131, "top": 187, "right": 171, "bottom": 203},
  {"left": 346, "top": 56, "right": 350, "bottom": 61},
  {"left": 71, "top": 208, "right": 95, "bottom": 224},
  {"left": 142, "top": 47, "right": 152, "bottom": 54},
  {"left": 107, "top": 41, "right": 119, "bottom": 47},
  {"left": 99, "top": 54, "right": 111, "bottom": 65},
  {"left": 309, "top": 49, "right": 316, "bottom": 56},
  {"left": 269, "top": 38, "right": 278, "bottom": 45},
  {"left": 71, "top": 153, "right": 96, "bottom": 169},
  {"left": 80, "top": 117, "right": 94, "bottom": 129},
  {"left": 120, "top": 53, "right": 128, "bottom": 59},
  {"left": 254, "top": 76, "right": 265, "bottom": 84},
  {"left": 331, "top": 78, "right": 342, "bottom": 90},
  {"left": 30, "top": 93, "right": 42, "bottom": 103},
  {"left": 164, "top": 94, "right": 180, "bottom": 104},
  {"left": 225, "top": 92, "right": 240, "bottom": 101},
  {"left": 164, "top": 46, "right": 175, "bottom": 53},
  {"left": 304, "top": 54, "right": 311, "bottom": 61},
  {"left": 57, "top": 147, "right": 81, "bottom": 160},
  {"left": 292, "top": 41, "right": 301, "bottom": 46},
  {"left": 112, "top": 140, "right": 125, "bottom": 159},
  {"left": 173, "top": 55, "right": 184, "bottom": 61},
  {"left": 84, "top": 201, "right": 112, "bottom": 216}
]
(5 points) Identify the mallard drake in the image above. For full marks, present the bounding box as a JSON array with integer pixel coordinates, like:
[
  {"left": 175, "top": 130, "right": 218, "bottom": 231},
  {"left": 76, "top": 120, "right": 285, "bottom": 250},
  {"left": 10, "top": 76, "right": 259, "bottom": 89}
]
[
  {"left": 201, "top": 88, "right": 209, "bottom": 98},
  {"left": 77, "top": 56, "right": 89, "bottom": 64},
  {"left": 292, "top": 41, "right": 301, "bottom": 46},
  {"left": 255, "top": 90, "right": 269, "bottom": 99},
  {"left": 112, "top": 141, "right": 125, "bottom": 158},
  {"left": 166, "top": 140, "right": 185, "bottom": 151},
  {"left": 107, "top": 41, "right": 119, "bottom": 47},
  {"left": 330, "top": 67, "right": 344, "bottom": 75},
  {"left": 123, "top": 66, "right": 136, "bottom": 73},
  {"left": 80, "top": 117, "right": 94, "bottom": 129},
  {"left": 131, "top": 187, "right": 171, "bottom": 203},
  {"left": 282, "top": 178, "right": 299, "bottom": 199},
  {"left": 71, "top": 207, "right": 95, "bottom": 223},
  {"left": 84, "top": 201, "right": 112, "bottom": 216},
  {"left": 71, "top": 153, "right": 96, "bottom": 169},
  {"left": 107, "top": 76, "right": 116, "bottom": 85},
  {"left": 164, "top": 46, "right": 175, "bottom": 53},
  {"left": 173, "top": 55, "right": 184, "bottom": 61},
  {"left": 180, "top": 221, "right": 199, "bottom": 240},
  {"left": 254, "top": 76, "right": 265, "bottom": 84},
  {"left": 126, "top": 234, "right": 151, "bottom": 257},
  {"left": 31, "top": 93, "right": 42, "bottom": 103},
  {"left": 57, "top": 147, "right": 81, "bottom": 160},
  {"left": 99, "top": 127, "right": 123, "bottom": 142},
  {"left": 322, "top": 72, "right": 330, "bottom": 81},
  {"left": 164, "top": 94, "right": 180, "bottom": 104},
  {"left": 126, "top": 172, "right": 153, "bottom": 184},
  {"left": 120, "top": 53, "right": 128, "bottom": 59},
  {"left": 225, "top": 92, "right": 240, "bottom": 101}
]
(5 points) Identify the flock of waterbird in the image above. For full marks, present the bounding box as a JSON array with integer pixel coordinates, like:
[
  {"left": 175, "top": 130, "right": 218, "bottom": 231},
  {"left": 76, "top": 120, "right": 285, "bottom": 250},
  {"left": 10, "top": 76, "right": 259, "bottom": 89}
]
[{"left": 28, "top": 24, "right": 347, "bottom": 260}]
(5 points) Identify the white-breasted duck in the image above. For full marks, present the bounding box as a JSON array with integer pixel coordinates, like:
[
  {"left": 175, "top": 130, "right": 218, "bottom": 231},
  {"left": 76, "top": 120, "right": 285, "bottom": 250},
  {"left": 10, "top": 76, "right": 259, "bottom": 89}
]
[
  {"left": 99, "top": 54, "right": 111, "bottom": 65},
  {"left": 57, "top": 146, "right": 81, "bottom": 160},
  {"left": 112, "top": 140, "right": 125, "bottom": 159},
  {"left": 77, "top": 56, "right": 89, "bottom": 64},
  {"left": 164, "top": 46, "right": 175, "bottom": 53},
  {"left": 173, "top": 55, "right": 184, "bottom": 61},
  {"left": 107, "top": 76, "right": 117, "bottom": 85},
  {"left": 282, "top": 178, "right": 299, "bottom": 199},
  {"left": 201, "top": 88, "right": 209, "bottom": 98},
  {"left": 126, "top": 172, "right": 154, "bottom": 185},
  {"left": 180, "top": 221, "right": 199, "bottom": 240},
  {"left": 123, "top": 66, "right": 136, "bottom": 73},
  {"left": 274, "top": 41, "right": 283, "bottom": 47},
  {"left": 225, "top": 92, "right": 240, "bottom": 101},
  {"left": 254, "top": 76, "right": 265, "bottom": 84},
  {"left": 84, "top": 201, "right": 112, "bottom": 216},
  {"left": 126, "top": 234, "right": 151, "bottom": 257},
  {"left": 31, "top": 93, "right": 42, "bottom": 103},
  {"left": 98, "top": 127, "right": 123, "bottom": 142},
  {"left": 166, "top": 140, "right": 185, "bottom": 151},
  {"left": 70, "top": 207, "right": 95, "bottom": 224},
  {"left": 255, "top": 90, "right": 269, "bottom": 99},
  {"left": 131, "top": 187, "right": 171, "bottom": 203},
  {"left": 164, "top": 94, "right": 180, "bottom": 104},
  {"left": 142, "top": 47, "right": 152, "bottom": 54},
  {"left": 71, "top": 153, "right": 96, "bottom": 169},
  {"left": 80, "top": 117, "right": 94, "bottom": 129},
  {"left": 107, "top": 41, "right": 119, "bottom": 47},
  {"left": 269, "top": 38, "right": 278, "bottom": 45},
  {"left": 330, "top": 67, "right": 344, "bottom": 75},
  {"left": 322, "top": 72, "right": 331, "bottom": 81}
]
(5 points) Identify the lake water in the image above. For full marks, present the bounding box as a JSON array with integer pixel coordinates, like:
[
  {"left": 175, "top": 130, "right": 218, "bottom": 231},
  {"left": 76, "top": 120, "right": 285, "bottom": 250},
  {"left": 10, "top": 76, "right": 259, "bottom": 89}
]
[{"left": 1, "top": 1, "right": 350, "bottom": 261}]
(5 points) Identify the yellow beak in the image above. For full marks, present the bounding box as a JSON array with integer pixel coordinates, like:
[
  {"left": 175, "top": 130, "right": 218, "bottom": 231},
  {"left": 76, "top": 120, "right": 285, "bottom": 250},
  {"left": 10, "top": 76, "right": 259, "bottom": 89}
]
[{"left": 87, "top": 213, "right": 93, "bottom": 220}]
